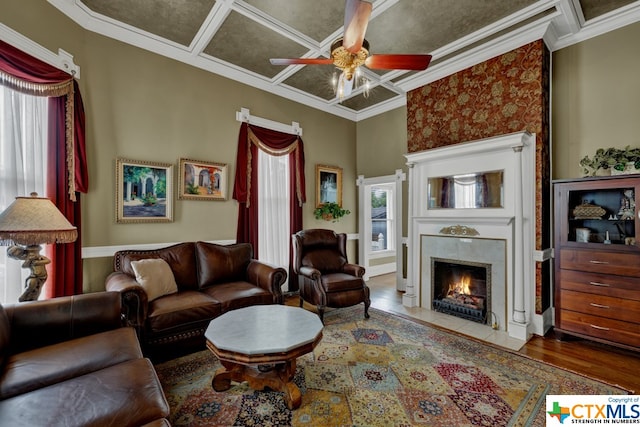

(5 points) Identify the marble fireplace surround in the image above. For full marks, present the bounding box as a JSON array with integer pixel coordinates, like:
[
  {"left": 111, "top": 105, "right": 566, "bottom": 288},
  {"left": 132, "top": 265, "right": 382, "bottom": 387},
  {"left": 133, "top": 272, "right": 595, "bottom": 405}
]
[
  {"left": 424, "top": 234, "right": 505, "bottom": 330},
  {"left": 405, "top": 132, "right": 546, "bottom": 341}
]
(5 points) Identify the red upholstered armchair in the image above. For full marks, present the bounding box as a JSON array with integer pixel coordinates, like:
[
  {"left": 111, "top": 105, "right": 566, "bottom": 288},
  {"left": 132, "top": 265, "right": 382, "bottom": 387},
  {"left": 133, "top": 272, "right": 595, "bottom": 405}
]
[{"left": 292, "top": 229, "right": 370, "bottom": 321}]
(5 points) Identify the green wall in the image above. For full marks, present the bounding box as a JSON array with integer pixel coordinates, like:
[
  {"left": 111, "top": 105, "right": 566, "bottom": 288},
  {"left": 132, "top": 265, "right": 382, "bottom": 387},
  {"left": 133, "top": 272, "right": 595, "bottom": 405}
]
[
  {"left": 552, "top": 21, "right": 640, "bottom": 179},
  {"left": 356, "top": 108, "right": 410, "bottom": 239}
]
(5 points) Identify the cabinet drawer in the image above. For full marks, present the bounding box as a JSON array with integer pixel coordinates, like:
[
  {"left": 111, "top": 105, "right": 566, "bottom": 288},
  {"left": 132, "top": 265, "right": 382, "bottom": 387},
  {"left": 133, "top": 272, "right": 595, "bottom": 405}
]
[
  {"left": 557, "top": 309, "right": 640, "bottom": 348},
  {"left": 559, "top": 248, "right": 640, "bottom": 277},
  {"left": 559, "top": 289, "right": 640, "bottom": 323},
  {"left": 558, "top": 269, "right": 640, "bottom": 300}
]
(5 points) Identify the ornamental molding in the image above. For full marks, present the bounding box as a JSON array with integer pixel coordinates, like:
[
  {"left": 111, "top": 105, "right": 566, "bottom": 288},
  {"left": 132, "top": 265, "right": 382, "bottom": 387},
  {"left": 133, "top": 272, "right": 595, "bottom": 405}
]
[{"left": 439, "top": 225, "right": 480, "bottom": 236}]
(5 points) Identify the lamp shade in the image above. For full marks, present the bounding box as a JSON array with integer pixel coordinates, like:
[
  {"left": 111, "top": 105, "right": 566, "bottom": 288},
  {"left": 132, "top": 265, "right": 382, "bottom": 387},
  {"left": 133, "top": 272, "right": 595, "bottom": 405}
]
[{"left": 0, "top": 193, "right": 77, "bottom": 246}]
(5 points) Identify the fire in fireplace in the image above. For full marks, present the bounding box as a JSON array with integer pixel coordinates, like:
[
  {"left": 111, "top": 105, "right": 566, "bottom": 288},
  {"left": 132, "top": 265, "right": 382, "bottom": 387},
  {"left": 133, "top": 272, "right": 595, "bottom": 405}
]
[{"left": 431, "top": 258, "right": 491, "bottom": 324}]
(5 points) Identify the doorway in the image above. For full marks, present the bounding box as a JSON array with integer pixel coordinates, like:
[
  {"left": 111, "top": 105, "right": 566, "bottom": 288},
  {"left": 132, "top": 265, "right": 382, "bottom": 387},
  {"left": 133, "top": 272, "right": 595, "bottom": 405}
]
[{"left": 357, "top": 170, "right": 405, "bottom": 291}]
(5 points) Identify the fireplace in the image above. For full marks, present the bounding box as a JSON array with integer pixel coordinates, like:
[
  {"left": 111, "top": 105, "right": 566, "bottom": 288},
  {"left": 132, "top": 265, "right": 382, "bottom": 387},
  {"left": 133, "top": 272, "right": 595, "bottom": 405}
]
[
  {"left": 432, "top": 258, "right": 491, "bottom": 324},
  {"left": 405, "top": 132, "right": 544, "bottom": 341}
]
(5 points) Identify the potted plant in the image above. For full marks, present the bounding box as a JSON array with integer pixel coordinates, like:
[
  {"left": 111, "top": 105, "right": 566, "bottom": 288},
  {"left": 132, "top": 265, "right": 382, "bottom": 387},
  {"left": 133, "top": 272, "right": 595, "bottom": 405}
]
[
  {"left": 313, "top": 202, "right": 350, "bottom": 222},
  {"left": 579, "top": 146, "right": 640, "bottom": 176}
]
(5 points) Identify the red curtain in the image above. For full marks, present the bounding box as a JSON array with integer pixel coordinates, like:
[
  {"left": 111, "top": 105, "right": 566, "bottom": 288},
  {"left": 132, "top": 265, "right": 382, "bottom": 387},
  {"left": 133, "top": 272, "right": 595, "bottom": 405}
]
[
  {"left": 233, "top": 123, "right": 305, "bottom": 290},
  {"left": 0, "top": 40, "right": 88, "bottom": 297}
]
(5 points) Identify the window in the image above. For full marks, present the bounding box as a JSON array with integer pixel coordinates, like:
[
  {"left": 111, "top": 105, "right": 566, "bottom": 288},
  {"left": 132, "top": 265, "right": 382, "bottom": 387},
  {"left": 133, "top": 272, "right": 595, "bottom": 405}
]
[
  {"left": 370, "top": 183, "right": 395, "bottom": 254},
  {"left": 257, "top": 149, "right": 290, "bottom": 278},
  {"left": 0, "top": 85, "right": 48, "bottom": 303}
]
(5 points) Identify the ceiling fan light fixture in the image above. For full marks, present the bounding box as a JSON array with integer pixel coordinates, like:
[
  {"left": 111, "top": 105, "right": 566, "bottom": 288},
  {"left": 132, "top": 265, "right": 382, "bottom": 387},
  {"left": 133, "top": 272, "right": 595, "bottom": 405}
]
[
  {"left": 335, "top": 71, "right": 354, "bottom": 100},
  {"left": 362, "top": 77, "right": 370, "bottom": 98},
  {"left": 330, "top": 37, "right": 369, "bottom": 74},
  {"left": 332, "top": 63, "right": 370, "bottom": 100},
  {"left": 271, "top": 0, "right": 431, "bottom": 103}
]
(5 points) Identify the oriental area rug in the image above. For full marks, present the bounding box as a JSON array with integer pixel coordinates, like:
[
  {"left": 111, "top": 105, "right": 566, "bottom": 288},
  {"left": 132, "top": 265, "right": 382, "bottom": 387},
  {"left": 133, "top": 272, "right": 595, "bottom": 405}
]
[{"left": 155, "top": 306, "right": 628, "bottom": 427}]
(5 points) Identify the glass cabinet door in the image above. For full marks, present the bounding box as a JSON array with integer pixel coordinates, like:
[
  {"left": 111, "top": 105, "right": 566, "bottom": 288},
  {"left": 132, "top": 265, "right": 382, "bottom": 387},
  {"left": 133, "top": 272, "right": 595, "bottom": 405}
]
[{"left": 554, "top": 176, "right": 639, "bottom": 249}]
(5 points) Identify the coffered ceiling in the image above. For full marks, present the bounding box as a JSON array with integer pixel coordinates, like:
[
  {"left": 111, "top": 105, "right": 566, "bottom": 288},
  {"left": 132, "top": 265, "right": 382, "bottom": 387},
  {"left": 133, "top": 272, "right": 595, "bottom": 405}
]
[{"left": 48, "top": 0, "right": 640, "bottom": 121}]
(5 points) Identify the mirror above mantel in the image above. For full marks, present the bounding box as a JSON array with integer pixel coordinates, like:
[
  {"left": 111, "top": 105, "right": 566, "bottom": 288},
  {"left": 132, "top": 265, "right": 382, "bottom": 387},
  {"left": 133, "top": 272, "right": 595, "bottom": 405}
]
[{"left": 428, "top": 170, "right": 504, "bottom": 209}]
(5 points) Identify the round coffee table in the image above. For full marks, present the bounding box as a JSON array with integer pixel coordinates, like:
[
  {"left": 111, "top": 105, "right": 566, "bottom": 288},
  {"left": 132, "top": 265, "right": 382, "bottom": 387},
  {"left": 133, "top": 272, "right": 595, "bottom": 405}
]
[{"left": 205, "top": 305, "right": 323, "bottom": 409}]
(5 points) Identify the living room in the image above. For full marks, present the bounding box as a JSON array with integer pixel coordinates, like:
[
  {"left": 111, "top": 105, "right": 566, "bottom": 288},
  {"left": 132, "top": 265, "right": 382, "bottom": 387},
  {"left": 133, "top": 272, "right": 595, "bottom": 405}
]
[
  {"left": 1, "top": 0, "right": 640, "bottom": 425},
  {"left": 0, "top": 1, "right": 636, "bottom": 292}
]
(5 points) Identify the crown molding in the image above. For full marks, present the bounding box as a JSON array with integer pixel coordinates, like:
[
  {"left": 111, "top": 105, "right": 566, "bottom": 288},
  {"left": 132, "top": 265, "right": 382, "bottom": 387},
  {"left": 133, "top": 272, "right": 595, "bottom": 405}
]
[
  {"left": 550, "top": 1, "right": 640, "bottom": 50},
  {"left": 45, "top": 0, "right": 640, "bottom": 122}
]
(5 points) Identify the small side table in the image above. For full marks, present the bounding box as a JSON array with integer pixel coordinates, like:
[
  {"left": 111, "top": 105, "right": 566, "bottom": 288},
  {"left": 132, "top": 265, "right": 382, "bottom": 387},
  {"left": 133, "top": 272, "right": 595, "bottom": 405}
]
[{"left": 205, "top": 305, "right": 323, "bottom": 409}]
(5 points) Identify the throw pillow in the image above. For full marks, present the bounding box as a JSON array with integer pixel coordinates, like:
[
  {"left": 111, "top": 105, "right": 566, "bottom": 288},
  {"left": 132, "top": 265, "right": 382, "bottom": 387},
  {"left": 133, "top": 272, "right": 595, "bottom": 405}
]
[
  {"left": 196, "top": 242, "right": 252, "bottom": 288},
  {"left": 131, "top": 258, "right": 178, "bottom": 301}
]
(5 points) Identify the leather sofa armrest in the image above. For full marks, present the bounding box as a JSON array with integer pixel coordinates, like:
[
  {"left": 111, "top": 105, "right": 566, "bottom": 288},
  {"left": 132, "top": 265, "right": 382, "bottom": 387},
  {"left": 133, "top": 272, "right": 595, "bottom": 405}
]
[
  {"left": 246, "top": 260, "right": 287, "bottom": 304},
  {"left": 298, "top": 266, "right": 321, "bottom": 280},
  {"left": 343, "top": 263, "right": 365, "bottom": 278},
  {"left": 3, "top": 292, "right": 124, "bottom": 353},
  {"left": 105, "top": 272, "right": 148, "bottom": 331}
]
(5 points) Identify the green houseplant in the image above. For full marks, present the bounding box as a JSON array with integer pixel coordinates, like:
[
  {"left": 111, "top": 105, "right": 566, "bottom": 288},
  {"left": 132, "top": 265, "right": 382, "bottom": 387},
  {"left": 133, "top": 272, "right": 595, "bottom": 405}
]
[
  {"left": 313, "top": 202, "right": 350, "bottom": 222},
  {"left": 579, "top": 146, "right": 640, "bottom": 176}
]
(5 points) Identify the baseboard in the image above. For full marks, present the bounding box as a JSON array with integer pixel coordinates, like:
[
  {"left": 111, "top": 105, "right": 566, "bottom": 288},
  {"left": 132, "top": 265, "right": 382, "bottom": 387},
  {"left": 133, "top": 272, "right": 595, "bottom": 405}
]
[
  {"left": 81, "top": 240, "right": 235, "bottom": 259},
  {"left": 366, "top": 263, "right": 396, "bottom": 278}
]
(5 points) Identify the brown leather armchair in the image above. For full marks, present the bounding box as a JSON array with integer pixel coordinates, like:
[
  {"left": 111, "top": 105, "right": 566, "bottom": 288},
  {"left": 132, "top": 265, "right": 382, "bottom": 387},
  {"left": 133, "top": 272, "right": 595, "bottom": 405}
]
[{"left": 292, "top": 229, "right": 370, "bottom": 321}]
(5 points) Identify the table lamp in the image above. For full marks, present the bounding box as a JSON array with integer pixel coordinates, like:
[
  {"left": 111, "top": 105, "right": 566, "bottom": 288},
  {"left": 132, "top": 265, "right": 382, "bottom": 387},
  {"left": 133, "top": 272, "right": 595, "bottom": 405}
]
[{"left": 0, "top": 193, "right": 77, "bottom": 301}]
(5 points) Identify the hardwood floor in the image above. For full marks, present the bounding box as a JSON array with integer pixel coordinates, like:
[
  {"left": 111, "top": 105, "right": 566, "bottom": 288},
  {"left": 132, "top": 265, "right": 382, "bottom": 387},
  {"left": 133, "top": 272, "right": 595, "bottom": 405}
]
[{"left": 364, "top": 274, "right": 640, "bottom": 394}]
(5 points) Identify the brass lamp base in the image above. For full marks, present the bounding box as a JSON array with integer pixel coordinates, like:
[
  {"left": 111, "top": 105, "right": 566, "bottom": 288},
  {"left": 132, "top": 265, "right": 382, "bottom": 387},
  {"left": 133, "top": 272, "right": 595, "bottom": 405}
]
[{"left": 7, "top": 245, "right": 51, "bottom": 302}]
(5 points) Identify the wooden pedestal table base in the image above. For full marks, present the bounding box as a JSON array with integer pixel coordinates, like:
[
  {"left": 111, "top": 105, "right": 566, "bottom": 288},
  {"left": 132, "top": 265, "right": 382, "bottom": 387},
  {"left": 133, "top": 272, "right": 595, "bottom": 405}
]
[
  {"left": 209, "top": 355, "right": 302, "bottom": 409},
  {"left": 204, "top": 305, "right": 324, "bottom": 410}
]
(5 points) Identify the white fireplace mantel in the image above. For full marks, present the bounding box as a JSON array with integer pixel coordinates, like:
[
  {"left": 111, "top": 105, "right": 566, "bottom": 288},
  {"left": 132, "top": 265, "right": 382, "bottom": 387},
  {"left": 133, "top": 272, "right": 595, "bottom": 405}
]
[
  {"left": 415, "top": 216, "right": 515, "bottom": 226},
  {"left": 404, "top": 132, "right": 549, "bottom": 341}
]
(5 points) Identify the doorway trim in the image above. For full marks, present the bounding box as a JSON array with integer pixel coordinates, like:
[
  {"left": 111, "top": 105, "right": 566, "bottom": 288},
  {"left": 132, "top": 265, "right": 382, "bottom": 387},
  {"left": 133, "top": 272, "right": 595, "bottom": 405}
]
[{"left": 357, "top": 169, "right": 406, "bottom": 290}]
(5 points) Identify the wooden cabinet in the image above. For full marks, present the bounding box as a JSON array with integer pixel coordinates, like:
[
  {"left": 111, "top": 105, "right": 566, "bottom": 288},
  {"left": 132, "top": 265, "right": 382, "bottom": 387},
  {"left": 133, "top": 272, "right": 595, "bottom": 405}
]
[{"left": 553, "top": 175, "right": 640, "bottom": 351}]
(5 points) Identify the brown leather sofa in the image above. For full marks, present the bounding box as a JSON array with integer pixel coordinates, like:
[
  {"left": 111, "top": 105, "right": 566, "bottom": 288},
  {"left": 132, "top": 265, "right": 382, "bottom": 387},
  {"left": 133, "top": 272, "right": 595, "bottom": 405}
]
[
  {"left": 0, "top": 291, "right": 170, "bottom": 427},
  {"left": 105, "top": 241, "right": 287, "bottom": 356}
]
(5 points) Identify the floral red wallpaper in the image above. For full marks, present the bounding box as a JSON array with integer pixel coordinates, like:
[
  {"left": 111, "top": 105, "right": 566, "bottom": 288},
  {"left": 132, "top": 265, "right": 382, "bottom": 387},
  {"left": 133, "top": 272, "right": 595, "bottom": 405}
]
[
  {"left": 407, "top": 40, "right": 545, "bottom": 150},
  {"left": 407, "top": 40, "right": 551, "bottom": 314}
]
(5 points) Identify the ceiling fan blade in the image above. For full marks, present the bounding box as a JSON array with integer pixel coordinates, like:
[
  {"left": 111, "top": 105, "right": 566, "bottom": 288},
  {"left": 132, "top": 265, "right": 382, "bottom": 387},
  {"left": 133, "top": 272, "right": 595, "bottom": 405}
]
[
  {"left": 343, "top": 0, "right": 372, "bottom": 54},
  {"left": 365, "top": 54, "right": 432, "bottom": 70},
  {"left": 270, "top": 58, "right": 334, "bottom": 66}
]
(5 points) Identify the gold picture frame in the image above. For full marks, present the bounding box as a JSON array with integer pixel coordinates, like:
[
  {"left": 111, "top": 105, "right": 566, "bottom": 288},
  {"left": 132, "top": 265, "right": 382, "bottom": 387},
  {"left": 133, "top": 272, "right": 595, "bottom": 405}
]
[
  {"left": 316, "top": 164, "right": 343, "bottom": 208},
  {"left": 178, "top": 158, "right": 228, "bottom": 201},
  {"left": 115, "top": 158, "right": 174, "bottom": 223}
]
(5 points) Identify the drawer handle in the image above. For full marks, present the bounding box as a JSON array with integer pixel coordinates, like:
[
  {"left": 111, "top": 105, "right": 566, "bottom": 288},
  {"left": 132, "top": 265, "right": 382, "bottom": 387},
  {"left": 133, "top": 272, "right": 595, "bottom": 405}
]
[
  {"left": 588, "top": 260, "right": 610, "bottom": 265},
  {"left": 590, "top": 324, "right": 610, "bottom": 331},
  {"left": 589, "top": 303, "right": 610, "bottom": 309},
  {"left": 588, "top": 281, "right": 610, "bottom": 287}
]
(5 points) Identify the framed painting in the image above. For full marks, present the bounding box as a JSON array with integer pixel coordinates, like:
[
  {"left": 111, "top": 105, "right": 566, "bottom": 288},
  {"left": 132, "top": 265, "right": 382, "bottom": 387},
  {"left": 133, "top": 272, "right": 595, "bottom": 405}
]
[
  {"left": 316, "top": 164, "right": 343, "bottom": 207},
  {"left": 115, "top": 158, "right": 174, "bottom": 223},
  {"left": 178, "top": 158, "right": 228, "bottom": 201}
]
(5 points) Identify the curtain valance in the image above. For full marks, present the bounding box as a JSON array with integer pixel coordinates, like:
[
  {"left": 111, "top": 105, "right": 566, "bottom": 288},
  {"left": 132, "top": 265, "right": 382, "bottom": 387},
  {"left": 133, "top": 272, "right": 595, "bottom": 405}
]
[
  {"left": 233, "top": 122, "right": 305, "bottom": 208},
  {"left": 0, "top": 40, "right": 87, "bottom": 201}
]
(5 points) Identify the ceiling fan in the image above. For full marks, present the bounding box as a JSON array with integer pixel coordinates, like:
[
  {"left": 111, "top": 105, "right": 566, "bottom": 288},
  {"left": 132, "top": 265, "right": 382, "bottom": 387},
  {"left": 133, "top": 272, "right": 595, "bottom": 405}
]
[{"left": 270, "top": 0, "right": 432, "bottom": 99}]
